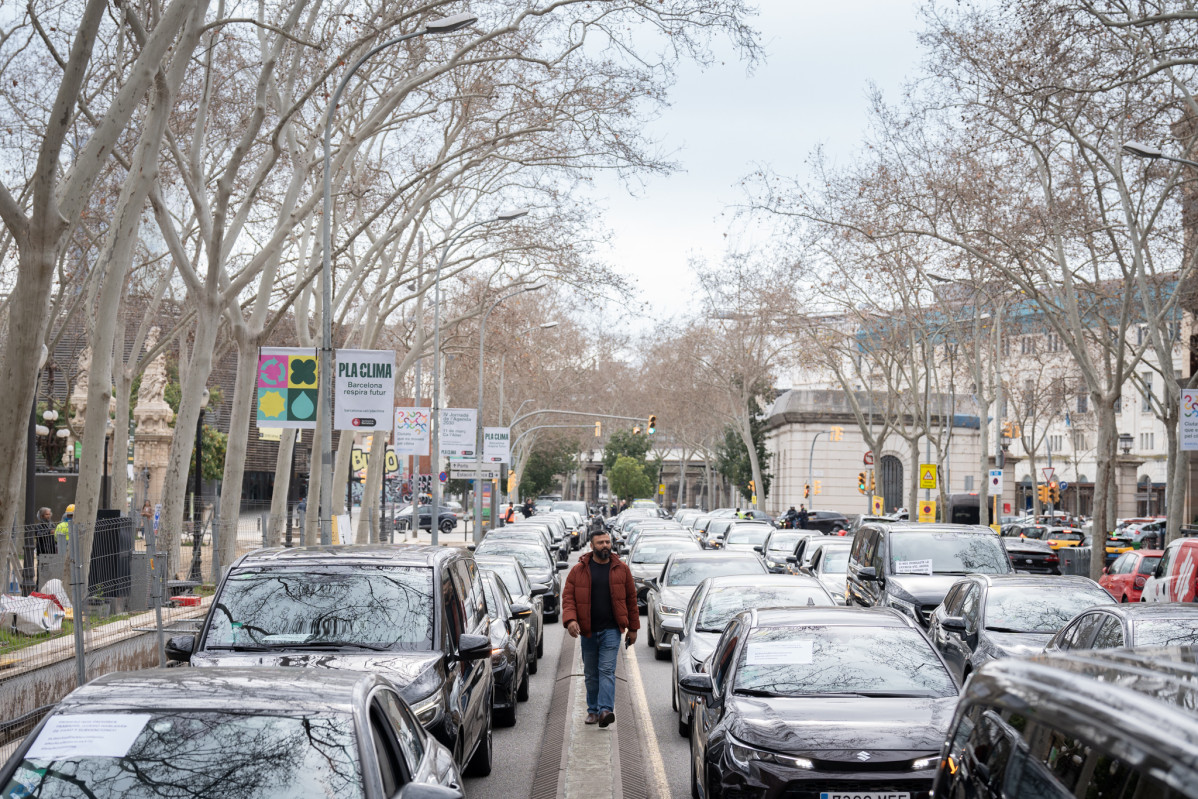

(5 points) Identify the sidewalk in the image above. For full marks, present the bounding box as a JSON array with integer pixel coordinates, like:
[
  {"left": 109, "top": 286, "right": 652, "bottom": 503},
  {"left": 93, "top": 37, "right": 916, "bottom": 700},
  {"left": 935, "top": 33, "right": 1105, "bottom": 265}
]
[{"left": 532, "top": 637, "right": 663, "bottom": 799}]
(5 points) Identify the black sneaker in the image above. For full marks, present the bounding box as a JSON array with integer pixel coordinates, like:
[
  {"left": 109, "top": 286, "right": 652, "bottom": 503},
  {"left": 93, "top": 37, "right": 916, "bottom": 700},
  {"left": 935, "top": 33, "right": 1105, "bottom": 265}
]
[{"left": 598, "top": 710, "right": 615, "bottom": 728}]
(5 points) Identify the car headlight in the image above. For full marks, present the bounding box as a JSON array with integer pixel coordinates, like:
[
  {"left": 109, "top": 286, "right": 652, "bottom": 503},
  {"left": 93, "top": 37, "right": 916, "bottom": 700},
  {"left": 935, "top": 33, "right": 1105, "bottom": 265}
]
[
  {"left": 410, "top": 691, "right": 443, "bottom": 725},
  {"left": 727, "top": 737, "right": 813, "bottom": 770},
  {"left": 911, "top": 756, "right": 937, "bottom": 771},
  {"left": 491, "top": 646, "right": 506, "bottom": 665},
  {"left": 887, "top": 596, "right": 919, "bottom": 620},
  {"left": 660, "top": 604, "right": 684, "bottom": 615},
  {"left": 766, "top": 559, "right": 779, "bottom": 568}
]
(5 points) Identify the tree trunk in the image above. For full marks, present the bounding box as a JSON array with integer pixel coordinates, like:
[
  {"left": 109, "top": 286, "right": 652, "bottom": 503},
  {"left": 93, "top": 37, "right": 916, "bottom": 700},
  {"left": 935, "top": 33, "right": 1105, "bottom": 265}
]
[
  {"left": 217, "top": 328, "right": 258, "bottom": 569},
  {"left": 356, "top": 433, "right": 387, "bottom": 544},
  {"left": 1089, "top": 402, "right": 1117, "bottom": 583},
  {"left": 738, "top": 413, "right": 763, "bottom": 511},
  {"left": 267, "top": 429, "right": 296, "bottom": 547},
  {"left": 908, "top": 438, "right": 921, "bottom": 516},
  {"left": 676, "top": 449, "right": 691, "bottom": 509}
]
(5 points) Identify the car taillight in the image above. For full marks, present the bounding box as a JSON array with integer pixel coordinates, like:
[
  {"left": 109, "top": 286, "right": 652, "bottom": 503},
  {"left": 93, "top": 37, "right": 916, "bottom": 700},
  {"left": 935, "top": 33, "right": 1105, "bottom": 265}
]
[
  {"left": 1135, "top": 575, "right": 1147, "bottom": 589},
  {"left": 837, "top": 529, "right": 847, "bottom": 536},
  {"left": 1046, "top": 555, "right": 1059, "bottom": 563}
]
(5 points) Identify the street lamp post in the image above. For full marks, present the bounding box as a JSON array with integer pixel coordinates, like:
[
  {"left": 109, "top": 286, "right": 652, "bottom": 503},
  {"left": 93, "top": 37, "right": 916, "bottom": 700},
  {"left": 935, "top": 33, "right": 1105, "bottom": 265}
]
[
  {"left": 807, "top": 431, "right": 825, "bottom": 513},
  {"left": 318, "top": 12, "right": 477, "bottom": 546},
  {"left": 473, "top": 288, "right": 552, "bottom": 543},
  {"left": 429, "top": 210, "right": 528, "bottom": 545}
]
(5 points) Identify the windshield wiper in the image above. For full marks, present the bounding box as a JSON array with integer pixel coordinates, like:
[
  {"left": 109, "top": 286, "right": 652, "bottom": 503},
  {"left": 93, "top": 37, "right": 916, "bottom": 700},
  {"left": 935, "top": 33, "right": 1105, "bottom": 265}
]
[
  {"left": 206, "top": 644, "right": 276, "bottom": 652},
  {"left": 734, "top": 688, "right": 787, "bottom": 697},
  {"left": 985, "top": 626, "right": 1033, "bottom": 634},
  {"left": 290, "top": 640, "right": 393, "bottom": 652},
  {"left": 850, "top": 690, "right": 938, "bottom": 698}
]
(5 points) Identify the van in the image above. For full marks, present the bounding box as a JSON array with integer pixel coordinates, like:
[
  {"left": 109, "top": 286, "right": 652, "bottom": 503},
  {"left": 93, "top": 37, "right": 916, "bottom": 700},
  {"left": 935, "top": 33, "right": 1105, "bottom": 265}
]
[
  {"left": 933, "top": 648, "right": 1198, "bottom": 797},
  {"left": 1140, "top": 536, "right": 1198, "bottom": 603},
  {"left": 846, "top": 523, "right": 1012, "bottom": 627}
]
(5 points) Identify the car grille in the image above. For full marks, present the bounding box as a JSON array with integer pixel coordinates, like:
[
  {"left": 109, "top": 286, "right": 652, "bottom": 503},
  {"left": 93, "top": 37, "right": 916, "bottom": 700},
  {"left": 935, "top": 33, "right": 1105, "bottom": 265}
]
[{"left": 782, "top": 779, "right": 931, "bottom": 799}]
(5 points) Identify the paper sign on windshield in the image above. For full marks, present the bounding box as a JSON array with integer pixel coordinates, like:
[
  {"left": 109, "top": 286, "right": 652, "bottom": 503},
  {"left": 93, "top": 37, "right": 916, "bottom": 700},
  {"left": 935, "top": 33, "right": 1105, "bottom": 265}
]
[
  {"left": 894, "top": 559, "right": 933, "bottom": 575},
  {"left": 746, "top": 640, "right": 813, "bottom": 666},
  {"left": 27, "top": 714, "right": 150, "bottom": 760}
]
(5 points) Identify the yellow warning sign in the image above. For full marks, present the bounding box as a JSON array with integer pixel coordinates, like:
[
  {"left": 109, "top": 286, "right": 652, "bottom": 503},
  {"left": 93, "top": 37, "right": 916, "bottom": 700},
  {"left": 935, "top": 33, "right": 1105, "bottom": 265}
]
[
  {"left": 918, "top": 500, "right": 937, "bottom": 523},
  {"left": 919, "top": 464, "right": 938, "bottom": 490},
  {"left": 872, "top": 495, "right": 885, "bottom": 515}
]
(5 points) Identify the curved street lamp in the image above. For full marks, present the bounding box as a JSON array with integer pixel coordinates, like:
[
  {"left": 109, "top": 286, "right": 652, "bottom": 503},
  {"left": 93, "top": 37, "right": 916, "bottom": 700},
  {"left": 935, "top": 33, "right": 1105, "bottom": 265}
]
[{"left": 318, "top": 12, "right": 478, "bottom": 545}]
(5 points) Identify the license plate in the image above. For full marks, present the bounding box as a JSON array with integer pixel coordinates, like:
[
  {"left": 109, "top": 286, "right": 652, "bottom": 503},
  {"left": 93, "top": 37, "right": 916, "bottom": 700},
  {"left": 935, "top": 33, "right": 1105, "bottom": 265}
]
[{"left": 820, "top": 794, "right": 910, "bottom": 799}]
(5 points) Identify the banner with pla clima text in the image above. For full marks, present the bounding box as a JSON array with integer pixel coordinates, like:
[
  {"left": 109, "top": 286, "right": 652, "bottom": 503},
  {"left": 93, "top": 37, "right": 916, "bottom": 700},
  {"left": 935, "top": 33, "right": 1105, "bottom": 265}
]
[{"left": 334, "top": 349, "right": 395, "bottom": 430}]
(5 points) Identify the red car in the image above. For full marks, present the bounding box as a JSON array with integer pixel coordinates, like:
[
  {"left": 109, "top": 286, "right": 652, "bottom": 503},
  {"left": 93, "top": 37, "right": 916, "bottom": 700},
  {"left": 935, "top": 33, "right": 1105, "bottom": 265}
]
[{"left": 1101, "top": 549, "right": 1163, "bottom": 603}]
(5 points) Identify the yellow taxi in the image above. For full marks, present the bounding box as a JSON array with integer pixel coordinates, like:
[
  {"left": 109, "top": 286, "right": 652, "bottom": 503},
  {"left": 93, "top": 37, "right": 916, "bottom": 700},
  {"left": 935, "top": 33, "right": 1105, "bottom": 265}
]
[{"left": 1042, "top": 527, "right": 1087, "bottom": 550}]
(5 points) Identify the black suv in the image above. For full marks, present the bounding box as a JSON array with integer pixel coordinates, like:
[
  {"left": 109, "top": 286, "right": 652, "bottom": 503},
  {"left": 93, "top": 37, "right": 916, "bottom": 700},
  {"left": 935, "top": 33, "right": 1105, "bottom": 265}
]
[
  {"left": 846, "top": 522, "right": 1012, "bottom": 627},
  {"left": 934, "top": 647, "right": 1198, "bottom": 797},
  {"left": 171, "top": 544, "right": 495, "bottom": 776}
]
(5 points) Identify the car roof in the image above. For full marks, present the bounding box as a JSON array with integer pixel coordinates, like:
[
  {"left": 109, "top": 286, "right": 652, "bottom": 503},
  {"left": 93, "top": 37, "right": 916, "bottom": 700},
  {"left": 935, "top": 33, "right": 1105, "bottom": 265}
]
[
  {"left": 474, "top": 554, "right": 523, "bottom": 566},
  {"left": 666, "top": 550, "right": 760, "bottom": 562},
  {"left": 59, "top": 667, "right": 381, "bottom": 715},
  {"left": 703, "top": 574, "right": 825, "bottom": 589},
  {"left": 1085, "top": 604, "right": 1198, "bottom": 621},
  {"left": 972, "top": 649, "right": 1198, "bottom": 766},
  {"left": 867, "top": 522, "right": 996, "bottom": 536},
  {"left": 749, "top": 606, "right": 914, "bottom": 628},
  {"left": 961, "top": 574, "right": 1106, "bottom": 590},
  {"left": 234, "top": 543, "right": 457, "bottom": 568}
]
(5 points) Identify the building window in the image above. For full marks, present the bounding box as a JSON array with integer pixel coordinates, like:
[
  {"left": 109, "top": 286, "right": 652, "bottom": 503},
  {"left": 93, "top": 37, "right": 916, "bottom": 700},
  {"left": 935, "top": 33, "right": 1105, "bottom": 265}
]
[
  {"left": 1114, "top": 396, "right": 1122, "bottom": 414},
  {"left": 1049, "top": 434, "right": 1064, "bottom": 453},
  {"left": 1077, "top": 394, "right": 1088, "bottom": 414},
  {"left": 1141, "top": 372, "right": 1153, "bottom": 414},
  {"left": 1140, "top": 432, "right": 1155, "bottom": 451},
  {"left": 1046, "top": 332, "right": 1061, "bottom": 352},
  {"left": 1021, "top": 336, "right": 1037, "bottom": 355},
  {"left": 964, "top": 475, "right": 974, "bottom": 491},
  {"left": 1136, "top": 324, "right": 1148, "bottom": 346},
  {"left": 1072, "top": 432, "right": 1087, "bottom": 451}
]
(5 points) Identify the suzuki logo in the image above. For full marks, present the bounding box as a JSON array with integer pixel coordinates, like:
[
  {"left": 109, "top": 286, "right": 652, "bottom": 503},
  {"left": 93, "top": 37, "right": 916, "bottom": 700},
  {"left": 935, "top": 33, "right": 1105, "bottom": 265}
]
[{"left": 856, "top": 751, "right": 871, "bottom": 762}]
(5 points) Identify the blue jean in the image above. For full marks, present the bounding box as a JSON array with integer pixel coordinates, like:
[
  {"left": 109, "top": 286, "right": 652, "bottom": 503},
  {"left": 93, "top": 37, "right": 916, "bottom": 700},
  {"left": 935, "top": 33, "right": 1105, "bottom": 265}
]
[{"left": 579, "top": 627, "right": 620, "bottom": 714}]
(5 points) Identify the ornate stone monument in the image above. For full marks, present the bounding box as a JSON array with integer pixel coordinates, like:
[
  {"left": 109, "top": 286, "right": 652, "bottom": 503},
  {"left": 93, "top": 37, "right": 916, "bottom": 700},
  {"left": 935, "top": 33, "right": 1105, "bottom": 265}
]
[{"left": 133, "top": 329, "right": 174, "bottom": 507}]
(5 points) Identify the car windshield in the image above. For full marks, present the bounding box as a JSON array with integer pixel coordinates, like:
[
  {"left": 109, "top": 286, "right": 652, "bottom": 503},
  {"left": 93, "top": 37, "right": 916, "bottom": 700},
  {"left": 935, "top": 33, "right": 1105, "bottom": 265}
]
[
  {"left": 476, "top": 543, "right": 552, "bottom": 572},
  {"left": 481, "top": 563, "right": 526, "bottom": 596},
  {"left": 553, "top": 502, "right": 587, "bottom": 514},
  {"left": 3, "top": 711, "right": 361, "bottom": 798},
  {"left": 206, "top": 566, "right": 434, "bottom": 650},
  {"left": 983, "top": 585, "right": 1113, "bottom": 633},
  {"left": 820, "top": 549, "right": 850, "bottom": 573},
  {"left": 766, "top": 533, "right": 807, "bottom": 553},
  {"left": 707, "top": 520, "right": 734, "bottom": 536},
  {"left": 734, "top": 626, "right": 957, "bottom": 698},
  {"left": 888, "top": 533, "right": 1010, "bottom": 575},
  {"left": 631, "top": 540, "right": 698, "bottom": 563},
  {"left": 665, "top": 558, "right": 764, "bottom": 586},
  {"left": 725, "top": 527, "right": 771, "bottom": 546},
  {"left": 697, "top": 586, "right": 833, "bottom": 632},
  {"left": 1133, "top": 619, "right": 1198, "bottom": 647},
  {"left": 1021, "top": 527, "right": 1048, "bottom": 539}
]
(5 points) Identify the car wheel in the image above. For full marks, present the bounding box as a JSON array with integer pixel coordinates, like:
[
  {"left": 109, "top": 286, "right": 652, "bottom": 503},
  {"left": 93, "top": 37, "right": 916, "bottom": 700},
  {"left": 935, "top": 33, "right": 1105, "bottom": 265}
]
[
  {"left": 440, "top": 520, "right": 455, "bottom": 534},
  {"left": 671, "top": 679, "right": 678, "bottom": 712},
  {"left": 678, "top": 711, "right": 690, "bottom": 738},
  {"left": 545, "top": 610, "right": 558, "bottom": 623},
  {"left": 518, "top": 663, "right": 530, "bottom": 702},
  {"left": 465, "top": 716, "right": 493, "bottom": 775},
  {"left": 494, "top": 697, "right": 517, "bottom": 728},
  {"left": 690, "top": 741, "right": 702, "bottom": 799},
  {"left": 655, "top": 640, "right": 670, "bottom": 661},
  {"left": 537, "top": 633, "right": 545, "bottom": 658},
  {"left": 647, "top": 620, "right": 656, "bottom": 648},
  {"left": 529, "top": 645, "right": 539, "bottom": 674}
]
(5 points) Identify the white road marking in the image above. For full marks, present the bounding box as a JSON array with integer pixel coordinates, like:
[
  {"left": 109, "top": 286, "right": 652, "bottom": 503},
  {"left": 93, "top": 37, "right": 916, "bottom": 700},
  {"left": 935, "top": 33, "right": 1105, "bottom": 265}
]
[{"left": 623, "top": 644, "right": 671, "bottom": 798}]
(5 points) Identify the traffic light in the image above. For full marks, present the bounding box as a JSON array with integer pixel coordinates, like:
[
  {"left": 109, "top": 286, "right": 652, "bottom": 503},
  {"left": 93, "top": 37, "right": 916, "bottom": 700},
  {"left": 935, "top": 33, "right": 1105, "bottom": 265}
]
[
  {"left": 1037, "top": 484, "right": 1049, "bottom": 504},
  {"left": 647, "top": 415, "right": 657, "bottom": 434},
  {"left": 804, "top": 484, "right": 810, "bottom": 498},
  {"left": 830, "top": 425, "right": 844, "bottom": 442},
  {"left": 1049, "top": 482, "right": 1060, "bottom": 504},
  {"left": 868, "top": 471, "right": 875, "bottom": 491},
  {"left": 594, "top": 421, "right": 601, "bottom": 437},
  {"left": 814, "top": 480, "right": 822, "bottom": 495},
  {"left": 632, "top": 425, "right": 641, "bottom": 434},
  {"left": 748, "top": 480, "right": 755, "bottom": 494},
  {"left": 857, "top": 472, "right": 867, "bottom": 493}
]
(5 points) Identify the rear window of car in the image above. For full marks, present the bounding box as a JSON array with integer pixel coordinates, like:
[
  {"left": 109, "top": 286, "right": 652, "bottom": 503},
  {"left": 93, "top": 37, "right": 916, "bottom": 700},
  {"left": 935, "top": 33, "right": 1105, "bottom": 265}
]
[
  {"left": 1132, "top": 618, "right": 1198, "bottom": 647},
  {"left": 697, "top": 585, "right": 833, "bottom": 632},
  {"left": 476, "top": 543, "right": 551, "bottom": 571},
  {"left": 1138, "top": 556, "right": 1162, "bottom": 575},
  {"left": 665, "top": 558, "right": 765, "bottom": 586},
  {"left": 725, "top": 527, "right": 771, "bottom": 546},
  {"left": 888, "top": 532, "right": 1010, "bottom": 575}
]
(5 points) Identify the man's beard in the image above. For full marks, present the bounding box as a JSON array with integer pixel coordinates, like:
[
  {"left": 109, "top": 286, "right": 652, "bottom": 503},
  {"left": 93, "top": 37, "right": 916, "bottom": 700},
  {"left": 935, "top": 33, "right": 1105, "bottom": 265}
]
[{"left": 593, "top": 547, "right": 611, "bottom": 562}]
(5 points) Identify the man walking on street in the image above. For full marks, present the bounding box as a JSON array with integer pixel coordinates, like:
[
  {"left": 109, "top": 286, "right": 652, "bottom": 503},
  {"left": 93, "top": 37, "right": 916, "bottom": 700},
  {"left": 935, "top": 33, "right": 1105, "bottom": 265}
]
[{"left": 562, "top": 531, "right": 638, "bottom": 728}]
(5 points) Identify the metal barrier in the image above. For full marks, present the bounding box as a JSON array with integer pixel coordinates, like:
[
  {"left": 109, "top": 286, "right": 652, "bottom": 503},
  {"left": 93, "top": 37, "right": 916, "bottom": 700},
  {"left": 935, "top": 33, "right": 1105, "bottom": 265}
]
[{"left": 1058, "top": 546, "right": 1092, "bottom": 576}]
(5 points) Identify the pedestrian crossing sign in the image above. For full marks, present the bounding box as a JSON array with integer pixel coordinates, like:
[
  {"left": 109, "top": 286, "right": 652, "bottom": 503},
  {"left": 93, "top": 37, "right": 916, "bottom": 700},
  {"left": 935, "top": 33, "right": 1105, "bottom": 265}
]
[{"left": 919, "top": 464, "right": 938, "bottom": 490}]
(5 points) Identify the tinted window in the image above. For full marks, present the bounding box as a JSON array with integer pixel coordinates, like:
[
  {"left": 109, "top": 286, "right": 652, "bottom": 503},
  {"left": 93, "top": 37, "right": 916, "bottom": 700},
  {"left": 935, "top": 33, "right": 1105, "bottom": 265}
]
[
  {"left": 696, "top": 585, "right": 833, "bottom": 632},
  {"left": 3, "top": 711, "right": 362, "bottom": 798},
  {"left": 888, "top": 532, "right": 1010, "bottom": 574},
  {"left": 984, "top": 585, "right": 1115, "bottom": 633},
  {"left": 966, "top": 713, "right": 1014, "bottom": 795},
  {"left": 733, "top": 626, "right": 957, "bottom": 698},
  {"left": 942, "top": 584, "right": 965, "bottom": 616},
  {"left": 1092, "top": 616, "right": 1124, "bottom": 649},
  {"left": 207, "top": 566, "right": 434, "bottom": 650},
  {"left": 665, "top": 558, "right": 765, "bottom": 586},
  {"left": 1132, "top": 618, "right": 1198, "bottom": 647},
  {"left": 379, "top": 691, "right": 424, "bottom": 777},
  {"left": 710, "top": 621, "right": 742, "bottom": 694},
  {"left": 479, "top": 561, "right": 527, "bottom": 597}
]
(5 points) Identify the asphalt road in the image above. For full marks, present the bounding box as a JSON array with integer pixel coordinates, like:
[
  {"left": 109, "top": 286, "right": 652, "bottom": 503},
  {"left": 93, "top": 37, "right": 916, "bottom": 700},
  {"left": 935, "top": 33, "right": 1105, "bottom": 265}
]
[{"left": 629, "top": 605, "right": 691, "bottom": 798}]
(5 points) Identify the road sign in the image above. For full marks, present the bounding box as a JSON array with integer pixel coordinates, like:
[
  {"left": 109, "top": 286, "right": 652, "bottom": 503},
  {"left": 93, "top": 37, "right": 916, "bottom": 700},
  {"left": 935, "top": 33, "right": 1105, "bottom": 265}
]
[
  {"left": 918, "top": 500, "right": 937, "bottom": 523},
  {"left": 658, "top": 483, "right": 666, "bottom": 495},
  {"left": 988, "top": 469, "right": 1003, "bottom": 493},
  {"left": 872, "top": 495, "right": 885, "bottom": 515},
  {"left": 919, "top": 464, "right": 938, "bottom": 490},
  {"left": 438, "top": 471, "right": 448, "bottom": 483},
  {"left": 1042, "top": 466, "right": 1055, "bottom": 483},
  {"left": 1183, "top": 389, "right": 1198, "bottom": 450},
  {"left": 450, "top": 463, "right": 500, "bottom": 480},
  {"left": 1060, "top": 481, "right": 1069, "bottom": 491},
  {"left": 863, "top": 450, "right": 874, "bottom": 466}
]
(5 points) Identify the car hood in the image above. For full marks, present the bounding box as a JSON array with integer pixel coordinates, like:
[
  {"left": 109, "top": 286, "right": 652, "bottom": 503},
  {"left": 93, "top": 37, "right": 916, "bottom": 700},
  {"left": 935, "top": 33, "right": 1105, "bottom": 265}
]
[
  {"left": 981, "top": 630, "right": 1053, "bottom": 658},
  {"left": 886, "top": 574, "right": 964, "bottom": 605},
  {"left": 818, "top": 573, "right": 847, "bottom": 596},
  {"left": 728, "top": 695, "right": 957, "bottom": 755},
  {"left": 191, "top": 650, "right": 442, "bottom": 702},
  {"left": 723, "top": 543, "right": 760, "bottom": 553},
  {"left": 659, "top": 585, "right": 698, "bottom": 609},
  {"left": 630, "top": 563, "right": 664, "bottom": 580}
]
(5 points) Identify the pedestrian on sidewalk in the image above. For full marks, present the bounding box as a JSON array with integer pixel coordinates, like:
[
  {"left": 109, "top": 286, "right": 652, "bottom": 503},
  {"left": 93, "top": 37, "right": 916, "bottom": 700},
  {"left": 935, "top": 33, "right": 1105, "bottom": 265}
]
[{"left": 562, "top": 531, "right": 638, "bottom": 728}]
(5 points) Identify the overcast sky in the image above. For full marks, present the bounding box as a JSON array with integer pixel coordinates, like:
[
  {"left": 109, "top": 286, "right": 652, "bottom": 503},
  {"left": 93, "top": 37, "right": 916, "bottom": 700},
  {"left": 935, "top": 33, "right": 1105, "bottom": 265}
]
[{"left": 588, "top": 0, "right": 924, "bottom": 322}]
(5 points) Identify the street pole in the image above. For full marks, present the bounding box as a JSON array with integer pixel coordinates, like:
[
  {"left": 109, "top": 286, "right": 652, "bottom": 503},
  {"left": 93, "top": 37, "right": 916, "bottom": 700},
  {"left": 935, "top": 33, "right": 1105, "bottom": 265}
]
[
  {"left": 319, "top": 13, "right": 477, "bottom": 547},
  {"left": 473, "top": 293, "right": 551, "bottom": 544},
  {"left": 807, "top": 431, "right": 825, "bottom": 513},
  {"left": 429, "top": 211, "right": 527, "bottom": 545}
]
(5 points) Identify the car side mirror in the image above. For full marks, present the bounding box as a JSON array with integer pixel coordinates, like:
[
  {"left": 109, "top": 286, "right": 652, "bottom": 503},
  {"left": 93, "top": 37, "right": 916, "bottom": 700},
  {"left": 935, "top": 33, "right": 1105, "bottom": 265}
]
[
  {"left": 556, "top": 561, "right": 569, "bottom": 570},
  {"left": 942, "top": 615, "right": 967, "bottom": 632},
  {"left": 457, "top": 633, "right": 491, "bottom": 661},
  {"left": 858, "top": 566, "right": 878, "bottom": 582},
  {"left": 165, "top": 635, "right": 194, "bottom": 663},
  {"left": 510, "top": 603, "right": 533, "bottom": 619},
  {"left": 530, "top": 584, "right": 548, "bottom": 596},
  {"left": 786, "top": 555, "right": 797, "bottom": 563},
  {"left": 661, "top": 616, "right": 684, "bottom": 635},
  {"left": 753, "top": 546, "right": 763, "bottom": 553},
  {"left": 394, "top": 783, "right": 463, "bottom": 799},
  {"left": 678, "top": 672, "right": 714, "bottom": 698},
  {"left": 466, "top": 544, "right": 476, "bottom": 552}
]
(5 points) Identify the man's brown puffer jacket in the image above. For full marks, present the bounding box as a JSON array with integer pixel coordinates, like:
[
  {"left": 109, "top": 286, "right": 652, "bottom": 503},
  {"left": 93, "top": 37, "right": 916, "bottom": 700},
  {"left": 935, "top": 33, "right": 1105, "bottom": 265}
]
[{"left": 562, "top": 551, "right": 640, "bottom": 637}]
